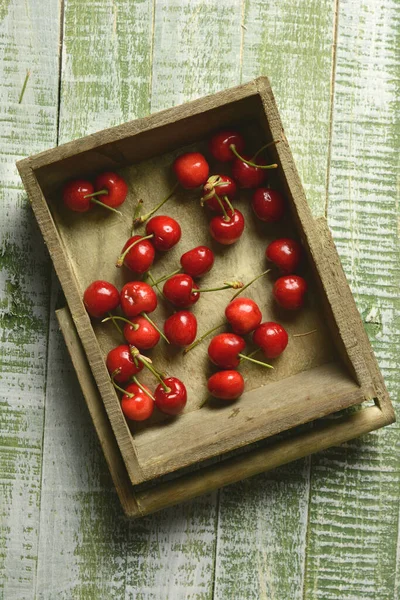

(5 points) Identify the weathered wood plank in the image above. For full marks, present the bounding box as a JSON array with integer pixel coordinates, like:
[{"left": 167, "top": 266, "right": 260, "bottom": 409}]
[
  {"left": 0, "top": 1, "right": 60, "bottom": 598},
  {"left": 35, "top": 0, "right": 242, "bottom": 597},
  {"left": 304, "top": 0, "right": 400, "bottom": 597},
  {"left": 213, "top": 1, "right": 336, "bottom": 598}
]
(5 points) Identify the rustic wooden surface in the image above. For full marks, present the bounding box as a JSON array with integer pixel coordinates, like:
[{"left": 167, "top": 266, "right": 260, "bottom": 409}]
[{"left": 1, "top": 0, "right": 398, "bottom": 598}]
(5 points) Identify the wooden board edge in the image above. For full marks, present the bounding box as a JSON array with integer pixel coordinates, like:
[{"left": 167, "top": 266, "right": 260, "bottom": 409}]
[
  {"left": 55, "top": 308, "right": 142, "bottom": 518},
  {"left": 314, "top": 216, "right": 396, "bottom": 424},
  {"left": 17, "top": 163, "right": 145, "bottom": 486},
  {"left": 56, "top": 306, "right": 394, "bottom": 518},
  {"left": 16, "top": 79, "right": 260, "bottom": 171}
]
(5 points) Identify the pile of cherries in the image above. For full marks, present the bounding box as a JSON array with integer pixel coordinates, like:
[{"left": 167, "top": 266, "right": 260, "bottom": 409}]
[{"left": 63, "top": 129, "right": 307, "bottom": 423}]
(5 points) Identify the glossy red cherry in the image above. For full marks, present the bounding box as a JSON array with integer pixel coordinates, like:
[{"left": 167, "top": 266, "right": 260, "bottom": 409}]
[
  {"left": 123, "top": 316, "right": 160, "bottom": 350},
  {"left": 252, "top": 188, "right": 285, "bottom": 222},
  {"left": 145, "top": 215, "right": 181, "bottom": 251},
  {"left": 63, "top": 179, "right": 94, "bottom": 212},
  {"left": 163, "top": 274, "right": 200, "bottom": 308},
  {"left": 180, "top": 246, "right": 214, "bottom": 277},
  {"left": 232, "top": 155, "right": 268, "bottom": 188},
  {"left": 253, "top": 322, "right": 288, "bottom": 359},
  {"left": 121, "top": 383, "right": 154, "bottom": 421},
  {"left": 94, "top": 172, "right": 128, "bottom": 208},
  {"left": 225, "top": 297, "right": 262, "bottom": 335},
  {"left": 207, "top": 370, "right": 245, "bottom": 400},
  {"left": 209, "top": 209, "right": 245, "bottom": 245},
  {"left": 273, "top": 275, "right": 307, "bottom": 310},
  {"left": 202, "top": 175, "right": 236, "bottom": 213},
  {"left": 164, "top": 311, "right": 197, "bottom": 347},
  {"left": 118, "top": 235, "right": 155, "bottom": 273},
  {"left": 209, "top": 130, "right": 245, "bottom": 162},
  {"left": 266, "top": 238, "right": 301, "bottom": 274},
  {"left": 154, "top": 377, "right": 187, "bottom": 415},
  {"left": 208, "top": 333, "right": 246, "bottom": 369},
  {"left": 106, "top": 344, "right": 143, "bottom": 383},
  {"left": 173, "top": 152, "right": 209, "bottom": 189},
  {"left": 83, "top": 280, "right": 120, "bottom": 318},
  {"left": 120, "top": 281, "right": 157, "bottom": 317}
]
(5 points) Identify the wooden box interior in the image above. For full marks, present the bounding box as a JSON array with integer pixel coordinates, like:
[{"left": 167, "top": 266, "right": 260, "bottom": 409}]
[{"left": 24, "top": 83, "right": 379, "bottom": 485}]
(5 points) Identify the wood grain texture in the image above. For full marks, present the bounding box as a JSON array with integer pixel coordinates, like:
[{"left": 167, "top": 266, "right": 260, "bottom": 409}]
[
  {"left": 304, "top": 0, "right": 400, "bottom": 598},
  {"left": 213, "top": 2, "right": 337, "bottom": 598},
  {"left": 0, "top": 1, "right": 60, "bottom": 598}
]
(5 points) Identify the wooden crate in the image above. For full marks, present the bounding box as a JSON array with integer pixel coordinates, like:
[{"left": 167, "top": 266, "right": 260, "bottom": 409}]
[{"left": 17, "top": 78, "right": 395, "bottom": 514}]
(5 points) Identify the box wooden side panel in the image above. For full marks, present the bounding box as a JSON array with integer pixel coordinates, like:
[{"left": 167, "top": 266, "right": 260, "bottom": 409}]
[
  {"left": 255, "top": 77, "right": 380, "bottom": 395},
  {"left": 17, "top": 163, "right": 145, "bottom": 485}
]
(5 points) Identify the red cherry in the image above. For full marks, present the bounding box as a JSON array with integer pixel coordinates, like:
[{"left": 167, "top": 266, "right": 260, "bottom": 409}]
[
  {"left": 145, "top": 215, "right": 181, "bottom": 251},
  {"left": 273, "top": 275, "right": 307, "bottom": 310},
  {"left": 121, "top": 383, "right": 154, "bottom": 421},
  {"left": 209, "top": 130, "right": 245, "bottom": 162},
  {"left": 106, "top": 344, "right": 143, "bottom": 383},
  {"left": 180, "top": 246, "right": 214, "bottom": 277},
  {"left": 232, "top": 155, "right": 268, "bottom": 188},
  {"left": 154, "top": 377, "right": 187, "bottom": 415},
  {"left": 225, "top": 297, "right": 262, "bottom": 335},
  {"left": 83, "top": 280, "right": 120, "bottom": 318},
  {"left": 252, "top": 188, "right": 285, "bottom": 222},
  {"left": 63, "top": 179, "right": 94, "bottom": 212},
  {"left": 164, "top": 311, "right": 197, "bottom": 347},
  {"left": 94, "top": 172, "right": 128, "bottom": 208},
  {"left": 253, "top": 322, "right": 288, "bottom": 359},
  {"left": 266, "top": 238, "right": 302, "bottom": 274},
  {"left": 163, "top": 274, "right": 200, "bottom": 308},
  {"left": 207, "top": 370, "right": 245, "bottom": 400},
  {"left": 123, "top": 316, "right": 160, "bottom": 350},
  {"left": 208, "top": 333, "right": 246, "bottom": 369},
  {"left": 173, "top": 152, "right": 209, "bottom": 189},
  {"left": 119, "top": 235, "right": 155, "bottom": 273},
  {"left": 209, "top": 209, "right": 245, "bottom": 245},
  {"left": 120, "top": 282, "right": 157, "bottom": 317},
  {"left": 202, "top": 175, "right": 236, "bottom": 213}
]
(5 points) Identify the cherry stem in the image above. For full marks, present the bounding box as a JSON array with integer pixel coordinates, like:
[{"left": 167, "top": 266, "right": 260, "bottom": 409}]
[
  {"left": 214, "top": 193, "right": 231, "bottom": 221},
  {"left": 132, "top": 376, "right": 155, "bottom": 401},
  {"left": 193, "top": 281, "right": 243, "bottom": 294},
  {"left": 239, "top": 348, "right": 259, "bottom": 363},
  {"left": 90, "top": 197, "right": 122, "bottom": 216},
  {"left": 293, "top": 329, "right": 317, "bottom": 338},
  {"left": 251, "top": 139, "right": 280, "bottom": 161},
  {"left": 184, "top": 322, "right": 225, "bottom": 354},
  {"left": 130, "top": 346, "right": 170, "bottom": 392},
  {"left": 229, "top": 144, "right": 278, "bottom": 170},
  {"left": 222, "top": 195, "right": 234, "bottom": 213},
  {"left": 131, "top": 199, "right": 144, "bottom": 230},
  {"left": 84, "top": 189, "right": 108, "bottom": 198},
  {"left": 141, "top": 312, "right": 170, "bottom": 344},
  {"left": 151, "top": 268, "right": 181, "bottom": 286},
  {"left": 230, "top": 269, "right": 271, "bottom": 300},
  {"left": 238, "top": 353, "right": 273, "bottom": 369},
  {"left": 135, "top": 181, "right": 179, "bottom": 224},
  {"left": 111, "top": 369, "right": 133, "bottom": 397},
  {"left": 147, "top": 270, "right": 170, "bottom": 303},
  {"left": 102, "top": 315, "right": 139, "bottom": 331},
  {"left": 116, "top": 233, "right": 154, "bottom": 268}
]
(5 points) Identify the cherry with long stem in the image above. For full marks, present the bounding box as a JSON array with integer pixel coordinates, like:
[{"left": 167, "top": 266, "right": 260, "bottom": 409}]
[
  {"left": 102, "top": 312, "right": 170, "bottom": 344},
  {"left": 116, "top": 233, "right": 154, "bottom": 268},
  {"left": 134, "top": 181, "right": 179, "bottom": 225},
  {"left": 185, "top": 271, "right": 270, "bottom": 354}
]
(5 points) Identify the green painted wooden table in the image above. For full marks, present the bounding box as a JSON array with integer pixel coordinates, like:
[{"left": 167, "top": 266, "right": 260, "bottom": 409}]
[{"left": 1, "top": 1, "right": 399, "bottom": 598}]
